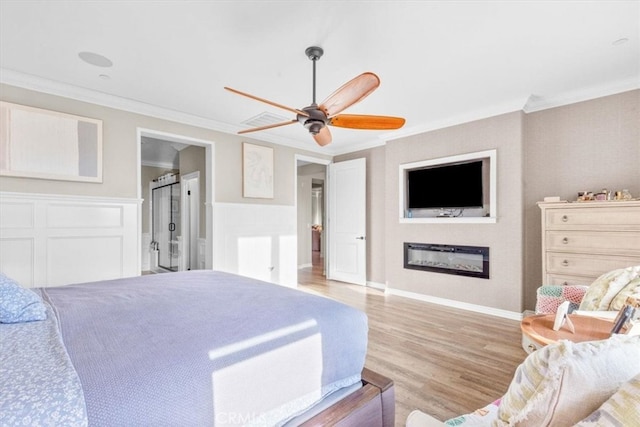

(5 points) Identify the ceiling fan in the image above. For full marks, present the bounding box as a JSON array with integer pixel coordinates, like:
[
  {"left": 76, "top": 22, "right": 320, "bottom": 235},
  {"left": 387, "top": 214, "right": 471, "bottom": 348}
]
[{"left": 224, "top": 46, "right": 405, "bottom": 147}]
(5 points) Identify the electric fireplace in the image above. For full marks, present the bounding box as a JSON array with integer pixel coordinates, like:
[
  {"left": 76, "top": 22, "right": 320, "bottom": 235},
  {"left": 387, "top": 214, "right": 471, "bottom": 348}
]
[{"left": 404, "top": 242, "right": 489, "bottom": 279}]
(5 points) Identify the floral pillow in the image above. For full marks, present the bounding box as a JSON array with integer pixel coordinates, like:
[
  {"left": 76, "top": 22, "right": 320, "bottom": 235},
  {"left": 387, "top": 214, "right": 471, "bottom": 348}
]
[
  {"left": 579, "top": 266, "right": 640, "bottom": 311},
  {"left": 0, "top": 272, "right": 47, "bottom": 323}
]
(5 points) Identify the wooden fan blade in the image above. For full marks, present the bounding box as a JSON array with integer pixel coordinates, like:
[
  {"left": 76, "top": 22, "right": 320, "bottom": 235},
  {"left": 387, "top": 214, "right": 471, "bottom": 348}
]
[
  {"left": 313, "top": 126, "right": 332, "bottom": 146},
  {"left": 224, "top": 87, "right": 309, "bottom": 117},
  {"left": 237, "top": 120, "right": 297, "bottom": 135},
  {"left": 319, "top": 72, "right": 380, "bottom": 117},
  {"left": 329, "top": 114, "right": 406, "bottom": 130}
]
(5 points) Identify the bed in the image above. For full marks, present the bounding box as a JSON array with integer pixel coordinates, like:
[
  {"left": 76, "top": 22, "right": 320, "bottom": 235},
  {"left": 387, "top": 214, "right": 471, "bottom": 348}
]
[{"left": 0, "top": 270, "right": 394, "bottom": 426}]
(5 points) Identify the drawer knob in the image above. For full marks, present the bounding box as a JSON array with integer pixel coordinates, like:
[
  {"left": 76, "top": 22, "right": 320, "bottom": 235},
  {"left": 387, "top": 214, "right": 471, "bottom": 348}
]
[
  {"left": 562, "top": 237, "right": 569, "bottom": 244},
  {"left": 562, "top": 281, "right": 569, "bottom": 286},
  {"left": 562, "top": 260, "right": 569, "bottom": 267},
  {"left": 562, "top": 215, "right": 569, "bottom": 222}
]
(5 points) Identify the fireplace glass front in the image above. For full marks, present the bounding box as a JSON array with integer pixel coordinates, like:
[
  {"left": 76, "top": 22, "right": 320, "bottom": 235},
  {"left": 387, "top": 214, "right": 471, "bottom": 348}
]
[{"left": 404, "top": 242, "right": 489, "bottom": 279}]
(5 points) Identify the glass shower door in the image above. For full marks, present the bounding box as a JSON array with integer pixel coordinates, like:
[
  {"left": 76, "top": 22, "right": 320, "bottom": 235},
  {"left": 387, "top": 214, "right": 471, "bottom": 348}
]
[{"left": 152, "top": 183, "right": 181, "bottom": 271}]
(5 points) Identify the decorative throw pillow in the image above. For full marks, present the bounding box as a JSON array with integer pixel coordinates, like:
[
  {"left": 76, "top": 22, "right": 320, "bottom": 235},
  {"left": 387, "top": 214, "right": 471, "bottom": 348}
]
[
  {"left": 579, "top": 266, "right": 640, "bottom": 311},
  {"left": 608, "top": 277, "right": 640, "bottom": 311},
  {"left": 0, "top": 272, "right": 47, "bottom": 323},
  {"left": 574, "top": 372, "right": 640, "bottom": 426},
  {"left": 494, "top": 335, "right": 640, "bottom": 427},
  {"left": 535, "top": 285, "right": 588, "bottom": 314}
]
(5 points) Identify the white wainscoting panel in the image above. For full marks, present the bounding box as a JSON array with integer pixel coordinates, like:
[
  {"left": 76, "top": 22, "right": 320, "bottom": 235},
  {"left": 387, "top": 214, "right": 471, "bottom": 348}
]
[
  {"left": 0, "top": 238, "right": 35, "bottom": 286},
  {"left": 0, "top": 192, "right": 140, "bottom": 287},
  {"left": 0, "top": 201, "right": 35, "bottom": 228},
  {"left": 47, "top": 203, "right": 124, "bottom": 228},
  {"left": 213, "top": 203, "right": 297, "bottom": 288}
]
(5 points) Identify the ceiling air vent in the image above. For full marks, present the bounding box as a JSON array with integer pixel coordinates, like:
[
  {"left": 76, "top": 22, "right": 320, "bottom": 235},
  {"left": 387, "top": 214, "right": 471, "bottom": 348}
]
[{"left": 242, "top": 111, "right": 290, "bottom": 128}]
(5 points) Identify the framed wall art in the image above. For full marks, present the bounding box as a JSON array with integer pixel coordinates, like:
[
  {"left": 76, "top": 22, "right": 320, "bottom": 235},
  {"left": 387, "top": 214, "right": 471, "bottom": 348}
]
[
  {"left": 242, "top": 142, "right": 273, "bottom": 199},
  {"left": 0, "top": 101, "right": 103, "bottom": 183}
]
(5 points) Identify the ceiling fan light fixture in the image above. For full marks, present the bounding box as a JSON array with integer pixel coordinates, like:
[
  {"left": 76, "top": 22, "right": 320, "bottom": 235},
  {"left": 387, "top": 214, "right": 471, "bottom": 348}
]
[{"left": 306, "top": 121, "right": 325, "bottom": 135}]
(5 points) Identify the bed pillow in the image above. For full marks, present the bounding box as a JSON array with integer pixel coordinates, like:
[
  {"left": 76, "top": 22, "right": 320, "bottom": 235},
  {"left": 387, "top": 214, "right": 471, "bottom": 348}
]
[
  {"left": 494, "top": 334, "right": 640, "bottom": 427},
  {"left": 0, "top": 272, "right": 47, "bottom": 323},
  {"left": 574, "top": 372, "right": 640, "bottom": 426},
  {"left": 579, "top": 266, "right": 640, "bottom": 311}
]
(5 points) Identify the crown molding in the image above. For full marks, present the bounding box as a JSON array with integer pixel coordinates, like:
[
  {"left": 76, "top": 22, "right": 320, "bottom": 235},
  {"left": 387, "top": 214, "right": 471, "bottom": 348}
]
[
  {"left": 521, "top": 77, "right": 639, "bottom": 113},
  {"left": 385, "top": 97, "right": 529, "bottom": 143},
  {"left": 383, "top": 78, "right": 639, "bottom": 144},
  {"left": 2, "top": 68, "right": 637, "bottom": 156}
]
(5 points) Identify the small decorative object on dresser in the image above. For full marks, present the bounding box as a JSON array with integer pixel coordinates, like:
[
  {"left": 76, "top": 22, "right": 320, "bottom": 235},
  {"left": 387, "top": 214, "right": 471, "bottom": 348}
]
[{"left": 538, "top": 200, "right": 640, "bottom": 287}]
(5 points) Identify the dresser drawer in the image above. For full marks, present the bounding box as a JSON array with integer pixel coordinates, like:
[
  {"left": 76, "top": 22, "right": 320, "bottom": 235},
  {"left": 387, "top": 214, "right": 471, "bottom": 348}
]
[
  {"left": 546, "top": 252, "right": 640, "bottom": 277},
  {"left": 546, "top": 231, "right": 640, "bottom": 256},
  {"left": 545, "top": 274, "right": 596, "bottom": 287},
  {"left": 545, "top": 206, "right": 640, "bottom": 230}
]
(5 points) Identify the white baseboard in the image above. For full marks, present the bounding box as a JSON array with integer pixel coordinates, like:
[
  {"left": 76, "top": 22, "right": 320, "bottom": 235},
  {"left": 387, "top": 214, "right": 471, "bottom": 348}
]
[
  {"left": 298, "top": 264, "right": 313, "bottom": 269},
  {"left": 366, "top": 281, "right": 386, "bottom": 291},
  {"left": 386, "top": 287, "right": 523, "bottom": 321}
]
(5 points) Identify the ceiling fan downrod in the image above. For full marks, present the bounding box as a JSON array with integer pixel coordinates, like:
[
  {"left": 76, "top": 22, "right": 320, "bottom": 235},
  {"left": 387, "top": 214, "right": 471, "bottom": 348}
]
[
  {"left": 305, "top": 46, "right": 323, "bottom": 105},
  {"left": 301, "top": 46, "right": 327, "bottom": 135}
]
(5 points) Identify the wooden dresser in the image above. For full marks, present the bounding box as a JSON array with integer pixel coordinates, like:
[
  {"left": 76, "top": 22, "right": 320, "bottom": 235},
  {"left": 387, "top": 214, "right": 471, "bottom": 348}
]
[{"left": 538, "top": 200, "right": 640, "bottom": 286}]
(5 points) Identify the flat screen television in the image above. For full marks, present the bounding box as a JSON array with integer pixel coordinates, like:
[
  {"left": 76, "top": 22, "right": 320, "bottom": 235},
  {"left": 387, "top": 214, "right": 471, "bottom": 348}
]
[{"left": 407, "top": 160, "right": 483, "bottom": 209}]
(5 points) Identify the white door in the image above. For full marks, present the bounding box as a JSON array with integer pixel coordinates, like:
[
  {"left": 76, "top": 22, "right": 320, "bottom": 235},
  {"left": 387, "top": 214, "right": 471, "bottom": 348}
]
[{"left": 328, "top": 158, "right": 366, "bottom": 285}]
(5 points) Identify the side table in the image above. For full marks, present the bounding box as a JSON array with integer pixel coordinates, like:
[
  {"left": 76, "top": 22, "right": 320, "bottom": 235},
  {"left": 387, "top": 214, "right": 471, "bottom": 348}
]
[{"left": 521, "top": 314, "right": 613, "bottom": 354}]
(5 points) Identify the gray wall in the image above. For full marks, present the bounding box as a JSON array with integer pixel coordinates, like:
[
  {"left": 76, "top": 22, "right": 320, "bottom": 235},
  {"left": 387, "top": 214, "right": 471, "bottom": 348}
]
[
  {"left": 337, "top": 89, "right": 639, "bottom": 313},
  {"left": 523, "top": 90, "right": 640, "bottom": 310},
  {"left": 384, "top": 112, "right": 524, "bottom": 312}
]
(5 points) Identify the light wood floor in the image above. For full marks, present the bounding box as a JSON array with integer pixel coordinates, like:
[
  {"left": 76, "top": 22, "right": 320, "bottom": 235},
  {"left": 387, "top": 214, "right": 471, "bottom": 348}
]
[{"left": 298, "top": 256, "right": 528, "bottom": 426}]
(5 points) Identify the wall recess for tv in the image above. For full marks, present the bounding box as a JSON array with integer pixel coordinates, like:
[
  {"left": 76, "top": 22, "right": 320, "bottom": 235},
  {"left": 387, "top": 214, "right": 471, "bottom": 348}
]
[{"left": 399, "top": 149, "right": 497, "bottom": 224}]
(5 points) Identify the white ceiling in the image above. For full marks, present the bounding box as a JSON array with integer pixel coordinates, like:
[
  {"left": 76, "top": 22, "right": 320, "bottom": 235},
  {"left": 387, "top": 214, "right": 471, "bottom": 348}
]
[{"left": 1, "top": 1, "right": 638, "bottom": 155}]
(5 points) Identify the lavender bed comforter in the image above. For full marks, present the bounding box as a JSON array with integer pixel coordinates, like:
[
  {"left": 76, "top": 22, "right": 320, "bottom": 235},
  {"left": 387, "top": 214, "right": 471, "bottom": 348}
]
[{"left": 38, "top": 270, "right": 368, "bottom": 426}]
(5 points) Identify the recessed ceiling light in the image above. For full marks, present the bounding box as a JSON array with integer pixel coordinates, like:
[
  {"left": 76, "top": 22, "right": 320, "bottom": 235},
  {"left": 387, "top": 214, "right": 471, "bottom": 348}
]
[
  {"left": 78, "top": 51, "right": 113, "bottom": 67},
  {"left": 612, "top": 38, "right": 629, "bottom": 46},
  {"left": 98, "top": 74, "right": 111, "bottom": 80}
]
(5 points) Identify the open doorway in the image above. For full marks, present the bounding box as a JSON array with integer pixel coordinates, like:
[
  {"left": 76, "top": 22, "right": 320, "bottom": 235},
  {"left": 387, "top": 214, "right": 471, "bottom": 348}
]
[
  {"left": 296, "top": 155, "right": 330, "bottom": 280},
  {"left": 138, "top": 129, "right": 213, "bottom": 274}
]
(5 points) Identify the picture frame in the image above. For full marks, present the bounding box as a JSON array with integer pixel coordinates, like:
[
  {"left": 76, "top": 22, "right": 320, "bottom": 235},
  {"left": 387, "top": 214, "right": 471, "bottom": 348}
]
[
  {"left": 242, "top": 142, "right": 274, "bottom": 199},
  {"left": 0, "top": 101, "right": 103, "bottom": 183},
  {"left": 552, "top": 300, "right": 575, "bottom": 333}
]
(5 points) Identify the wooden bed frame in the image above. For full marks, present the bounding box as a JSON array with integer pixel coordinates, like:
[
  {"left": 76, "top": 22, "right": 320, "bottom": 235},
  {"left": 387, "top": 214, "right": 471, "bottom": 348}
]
[{"left": 301, "top": 367, "right": 395, "bottom": 427}]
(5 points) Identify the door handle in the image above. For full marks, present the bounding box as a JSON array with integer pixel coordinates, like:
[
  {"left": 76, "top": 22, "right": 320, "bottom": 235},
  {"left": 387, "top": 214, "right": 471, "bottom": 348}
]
[{"left": 356, "top": 236, "right": 365, "bottom": 240}]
